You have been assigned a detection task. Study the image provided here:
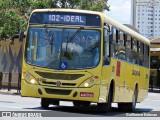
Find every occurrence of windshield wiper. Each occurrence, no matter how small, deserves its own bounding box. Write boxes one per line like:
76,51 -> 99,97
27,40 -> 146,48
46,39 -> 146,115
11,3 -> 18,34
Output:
67,27 -> 84,43
65,27 -> 84,52
44,24 -> 51,41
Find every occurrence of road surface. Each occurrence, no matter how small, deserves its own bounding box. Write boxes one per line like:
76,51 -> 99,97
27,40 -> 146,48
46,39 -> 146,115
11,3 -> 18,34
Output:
0,92 -> 159,118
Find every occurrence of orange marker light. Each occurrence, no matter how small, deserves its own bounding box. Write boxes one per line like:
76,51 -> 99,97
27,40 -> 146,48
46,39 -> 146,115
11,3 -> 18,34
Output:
22,71 -> 26,75
94,76 -> 99,79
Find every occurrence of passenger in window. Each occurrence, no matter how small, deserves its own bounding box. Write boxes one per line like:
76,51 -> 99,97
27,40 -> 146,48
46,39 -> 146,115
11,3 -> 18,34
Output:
86,36 -> 99,66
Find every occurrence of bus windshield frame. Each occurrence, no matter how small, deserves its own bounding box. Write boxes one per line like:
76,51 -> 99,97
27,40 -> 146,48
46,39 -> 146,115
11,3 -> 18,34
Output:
25,26 -> 101,70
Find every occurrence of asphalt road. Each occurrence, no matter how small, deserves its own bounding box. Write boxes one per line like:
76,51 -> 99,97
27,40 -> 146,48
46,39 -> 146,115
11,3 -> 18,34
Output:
0,92 -> 160,118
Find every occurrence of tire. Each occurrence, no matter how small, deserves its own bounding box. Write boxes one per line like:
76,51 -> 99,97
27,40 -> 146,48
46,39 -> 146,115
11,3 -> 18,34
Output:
97,87 -> 112,112
118,88 -> 137,112
131,88 -> 137,111
41,98 -> 49,109
73,101 -> 90,107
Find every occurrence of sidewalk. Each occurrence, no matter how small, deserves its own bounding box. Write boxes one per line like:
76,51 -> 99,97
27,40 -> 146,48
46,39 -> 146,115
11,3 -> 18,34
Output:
149,88 -> 160,93
0,89 -> 20,95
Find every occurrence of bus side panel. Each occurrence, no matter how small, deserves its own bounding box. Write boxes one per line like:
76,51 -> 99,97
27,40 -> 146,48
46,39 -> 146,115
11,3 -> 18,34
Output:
137,66 -> 144,102
99,66 -> 110,103
99,58 -> 127,103
114,60 -> 126,102
124,62 -> 134,102
137,67 -> 149,102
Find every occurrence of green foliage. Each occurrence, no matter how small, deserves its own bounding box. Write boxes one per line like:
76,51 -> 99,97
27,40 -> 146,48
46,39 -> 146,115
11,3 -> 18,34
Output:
0,0 -> 110,39
0,10 -> 25,39
31,0 -> 57,9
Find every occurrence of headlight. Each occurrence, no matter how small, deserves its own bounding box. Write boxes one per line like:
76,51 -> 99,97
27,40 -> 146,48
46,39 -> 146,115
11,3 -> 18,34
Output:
84,83 -> 89,87
25,73 -> 39,85
79,78 -> 95,88
30,79 -> 36,84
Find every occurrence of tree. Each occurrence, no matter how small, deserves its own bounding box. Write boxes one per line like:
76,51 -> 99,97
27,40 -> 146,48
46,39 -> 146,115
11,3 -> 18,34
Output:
0,0 -> 110,40
53,0 -> 110,11
78,0 -> 110,12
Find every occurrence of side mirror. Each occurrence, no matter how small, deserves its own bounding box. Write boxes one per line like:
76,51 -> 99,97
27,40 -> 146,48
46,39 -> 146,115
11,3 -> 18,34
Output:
19,30 -> 24,41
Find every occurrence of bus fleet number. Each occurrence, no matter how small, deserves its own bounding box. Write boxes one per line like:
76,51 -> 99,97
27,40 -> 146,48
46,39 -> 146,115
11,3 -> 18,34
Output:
49,15 -> 60,22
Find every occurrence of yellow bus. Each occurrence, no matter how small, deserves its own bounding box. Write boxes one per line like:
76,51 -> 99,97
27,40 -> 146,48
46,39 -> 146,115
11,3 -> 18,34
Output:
20,9 -> 150,112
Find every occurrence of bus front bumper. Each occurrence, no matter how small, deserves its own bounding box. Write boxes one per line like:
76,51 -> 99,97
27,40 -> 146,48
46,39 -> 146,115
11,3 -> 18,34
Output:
21,80 -> 100,103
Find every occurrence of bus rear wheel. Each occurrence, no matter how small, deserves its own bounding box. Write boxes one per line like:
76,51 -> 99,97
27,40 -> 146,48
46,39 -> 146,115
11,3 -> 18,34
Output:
118,88 -> 137,112
73,101 -> 90,107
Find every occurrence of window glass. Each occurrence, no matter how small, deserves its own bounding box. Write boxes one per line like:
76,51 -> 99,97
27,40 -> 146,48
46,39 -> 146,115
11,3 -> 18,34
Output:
116,30 -> 120,43
115,31 -> 125,60
126,35 -> 132,62
144,45 -> 149,68
104,28 -> 110,65
126,36 -> 131,49
26,27 -> 101,69
139,42 -> 144,66
112,28 -> 116,43
132,39 -> 139,64
150,56 -> 159,69
133,39 -> 137,51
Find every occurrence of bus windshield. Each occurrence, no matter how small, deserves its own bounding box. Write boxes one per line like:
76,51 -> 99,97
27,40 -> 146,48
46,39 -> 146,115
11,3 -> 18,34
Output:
25,27 -> 100,70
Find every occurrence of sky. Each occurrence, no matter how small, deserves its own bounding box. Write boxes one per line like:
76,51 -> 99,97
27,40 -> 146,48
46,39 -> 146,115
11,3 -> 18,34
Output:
105,0 -> 131,24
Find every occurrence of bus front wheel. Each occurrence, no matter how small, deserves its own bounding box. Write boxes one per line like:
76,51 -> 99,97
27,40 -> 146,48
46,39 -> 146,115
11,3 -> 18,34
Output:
97,87 -> 112,112
41,98 -> 49,109
73,101 -> 90,107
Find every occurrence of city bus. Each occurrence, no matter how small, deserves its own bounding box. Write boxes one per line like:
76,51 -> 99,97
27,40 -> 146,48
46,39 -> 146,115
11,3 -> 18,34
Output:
150,44 -> 160,88
20,9 -> 150,112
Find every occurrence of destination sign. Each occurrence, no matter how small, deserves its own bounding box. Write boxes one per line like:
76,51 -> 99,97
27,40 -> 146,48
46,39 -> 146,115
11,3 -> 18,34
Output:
29,12 -> 101,27
47,14 -> 86,25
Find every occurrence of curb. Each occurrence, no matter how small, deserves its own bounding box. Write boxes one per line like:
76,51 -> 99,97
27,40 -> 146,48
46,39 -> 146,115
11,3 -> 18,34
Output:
149,88 -> 160,93
0,90 -> 20,95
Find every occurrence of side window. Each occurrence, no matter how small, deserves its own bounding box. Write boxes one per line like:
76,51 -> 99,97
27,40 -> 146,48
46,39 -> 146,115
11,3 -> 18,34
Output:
104,27 -> 110,65
144,44 -> 149,68
110,27 -> 117,58
116,29 -> 120,43
119,31 -> 124,46
131,37 -> 133,49
132,39 -> 139,64
113,27 -> 116,43
139,42 -> 144,66
126,36 -> 131,49
133,39 -> 137,51
150,56 -> 159,69
115,31 -> 125,60
126,35 -> 132,62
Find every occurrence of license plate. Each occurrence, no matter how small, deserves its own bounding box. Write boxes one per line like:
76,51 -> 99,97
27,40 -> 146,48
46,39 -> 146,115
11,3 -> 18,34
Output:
80,92 -> 94,97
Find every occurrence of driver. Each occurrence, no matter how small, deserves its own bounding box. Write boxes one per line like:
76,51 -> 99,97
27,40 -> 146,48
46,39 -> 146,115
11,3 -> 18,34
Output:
86,35 -> 99,66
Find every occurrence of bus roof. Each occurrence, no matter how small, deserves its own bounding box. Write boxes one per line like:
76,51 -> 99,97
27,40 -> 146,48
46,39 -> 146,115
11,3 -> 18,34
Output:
31,9 -> 150,46
31,9 -> 102,15
104,15 -> 150,46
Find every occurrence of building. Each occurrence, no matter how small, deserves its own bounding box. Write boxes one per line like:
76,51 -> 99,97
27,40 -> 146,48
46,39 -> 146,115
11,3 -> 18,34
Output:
131,0 -> 160,38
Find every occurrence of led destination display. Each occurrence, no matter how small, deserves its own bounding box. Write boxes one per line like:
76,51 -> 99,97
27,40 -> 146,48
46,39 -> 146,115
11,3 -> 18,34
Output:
47,14 -> 86,25
29,12 -> 101,27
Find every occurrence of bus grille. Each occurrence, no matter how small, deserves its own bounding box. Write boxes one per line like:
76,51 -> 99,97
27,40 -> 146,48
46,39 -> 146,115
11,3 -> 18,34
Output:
35,71 -> 84,80
45,88 -> 72,95
42,81 -> 76,86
